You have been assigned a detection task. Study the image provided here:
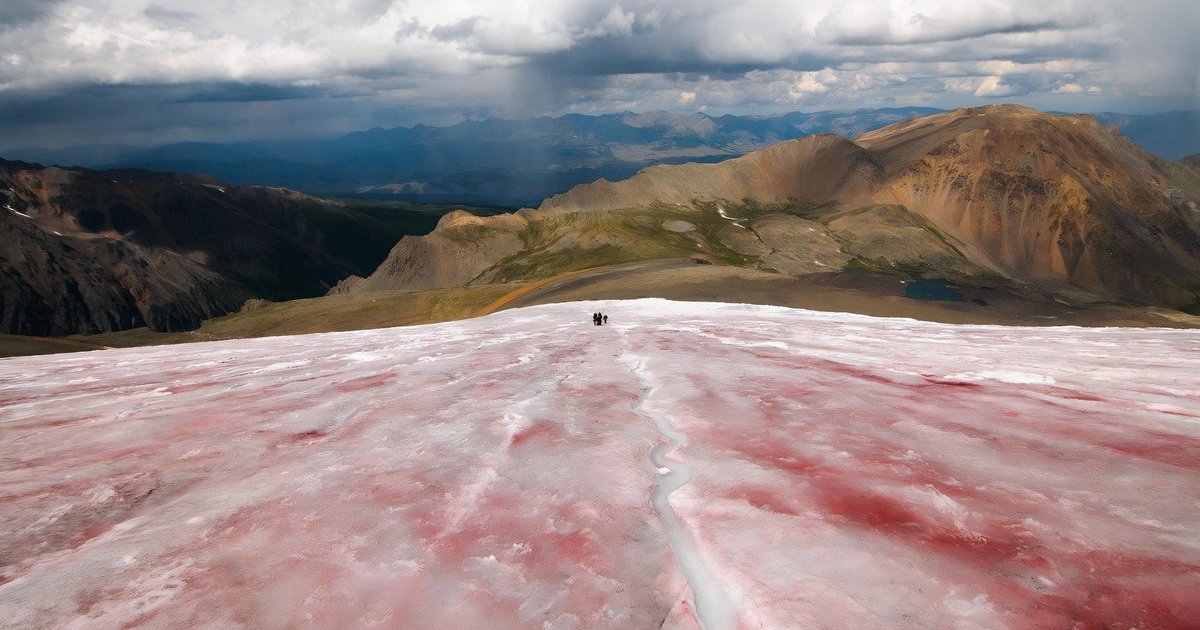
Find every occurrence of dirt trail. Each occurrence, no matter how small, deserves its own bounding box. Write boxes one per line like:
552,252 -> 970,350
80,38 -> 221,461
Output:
474,267 -> 601,316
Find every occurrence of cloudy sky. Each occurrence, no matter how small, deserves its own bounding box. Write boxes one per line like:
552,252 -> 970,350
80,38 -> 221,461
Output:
1,0 -> 1197,149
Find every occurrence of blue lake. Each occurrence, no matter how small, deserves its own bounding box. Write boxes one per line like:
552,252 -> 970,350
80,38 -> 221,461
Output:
905,278 -> 964,301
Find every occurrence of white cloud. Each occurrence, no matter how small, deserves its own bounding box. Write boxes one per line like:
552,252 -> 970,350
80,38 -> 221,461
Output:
973,76 -> 1024,98
587,5 -> 636,38
0,0 -> 1194,146
788,70 -> 834,99
0,1 -> 1125,90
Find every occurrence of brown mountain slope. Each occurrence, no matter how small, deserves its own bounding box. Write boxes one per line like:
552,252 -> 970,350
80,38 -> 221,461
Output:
858,106 -> 1200,306
0,161 -> 384,335
536,134 -> 882,214
354,211 -> 530,292
351,105 -> 1200,311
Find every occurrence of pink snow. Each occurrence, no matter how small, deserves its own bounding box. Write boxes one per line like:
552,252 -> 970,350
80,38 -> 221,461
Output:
1,299 -> 1198,629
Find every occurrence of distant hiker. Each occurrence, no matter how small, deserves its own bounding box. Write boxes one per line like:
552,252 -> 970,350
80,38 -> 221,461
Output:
592,312 -> 601,326
602,314 -> 608,325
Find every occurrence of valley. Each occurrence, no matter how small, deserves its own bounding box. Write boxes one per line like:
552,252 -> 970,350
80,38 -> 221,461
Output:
10,108 -> 1196,207
8,105 -> 1200,355
328,106 -> 1200,331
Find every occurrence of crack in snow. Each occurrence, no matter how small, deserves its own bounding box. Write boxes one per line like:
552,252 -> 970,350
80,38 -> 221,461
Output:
618,328 -> 737,630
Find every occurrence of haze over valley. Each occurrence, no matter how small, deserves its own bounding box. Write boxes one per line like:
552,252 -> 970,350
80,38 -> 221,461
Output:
9,108 -> 1198,207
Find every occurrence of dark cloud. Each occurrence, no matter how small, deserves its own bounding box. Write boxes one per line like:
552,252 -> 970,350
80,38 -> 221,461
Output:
0,0 -> 64,28
142,3 -> 197,24
821,19 -> 1078,46
176,83 -> 326,103
0,83 -> 416,151
430,18 -> 479,42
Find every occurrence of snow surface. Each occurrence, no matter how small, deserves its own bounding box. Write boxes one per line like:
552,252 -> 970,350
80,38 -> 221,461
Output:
2,299 -> 1200,629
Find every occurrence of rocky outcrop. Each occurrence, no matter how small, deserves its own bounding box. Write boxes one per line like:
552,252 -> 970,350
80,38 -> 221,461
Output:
326,276 -> 366,295
357,211 -> 529,291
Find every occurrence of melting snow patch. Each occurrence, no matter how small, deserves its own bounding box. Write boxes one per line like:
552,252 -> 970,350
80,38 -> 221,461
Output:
716,205 -> 741,221
940,370 -> 1056,385
248,360 -> 309,374
943,592 -> 996,618
6,204 -> 32,218
342,351 -> 386,362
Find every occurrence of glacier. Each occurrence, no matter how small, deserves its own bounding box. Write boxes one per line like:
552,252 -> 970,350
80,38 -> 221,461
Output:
1,299 -> 1199,629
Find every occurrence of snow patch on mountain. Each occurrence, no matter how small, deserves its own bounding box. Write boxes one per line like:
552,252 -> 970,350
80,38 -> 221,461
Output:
2,299 -> 1199,628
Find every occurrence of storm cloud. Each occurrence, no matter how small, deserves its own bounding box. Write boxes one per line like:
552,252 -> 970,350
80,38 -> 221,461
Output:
0,0 -> 1196,149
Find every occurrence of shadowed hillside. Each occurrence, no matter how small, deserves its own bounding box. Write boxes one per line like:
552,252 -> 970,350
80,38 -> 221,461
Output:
0,162 -> 410,335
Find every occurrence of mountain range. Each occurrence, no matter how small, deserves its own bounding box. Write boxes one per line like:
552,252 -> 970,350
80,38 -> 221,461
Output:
4,104 -> 1200,343
345,105 -> 1200,317
8,108 -> 1198,207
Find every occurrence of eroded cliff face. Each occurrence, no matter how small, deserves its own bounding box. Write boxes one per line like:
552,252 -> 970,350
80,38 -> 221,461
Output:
0,161 -> 366,335
351,106 -> 1200,310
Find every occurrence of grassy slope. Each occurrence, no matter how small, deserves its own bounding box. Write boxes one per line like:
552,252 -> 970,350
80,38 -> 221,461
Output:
80,285 -> 512,348
32,196 -> 1195,354
0,335 -> 108,358
469,198 -> 1009,290
475,199 -> 825,284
